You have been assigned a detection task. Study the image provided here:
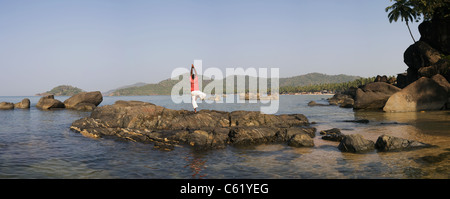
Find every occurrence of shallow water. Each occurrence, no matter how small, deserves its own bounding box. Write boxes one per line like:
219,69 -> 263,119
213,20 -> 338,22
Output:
0,95 -> 449,178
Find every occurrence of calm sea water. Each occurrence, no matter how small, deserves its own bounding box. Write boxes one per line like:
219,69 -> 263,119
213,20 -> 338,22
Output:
0,95 -> 449,179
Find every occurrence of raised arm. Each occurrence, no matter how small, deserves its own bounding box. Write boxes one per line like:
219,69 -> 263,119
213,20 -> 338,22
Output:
191,64 -> 197,78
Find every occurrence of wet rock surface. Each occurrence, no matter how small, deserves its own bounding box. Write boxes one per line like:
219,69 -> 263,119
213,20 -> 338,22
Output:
70,100 -> 314,150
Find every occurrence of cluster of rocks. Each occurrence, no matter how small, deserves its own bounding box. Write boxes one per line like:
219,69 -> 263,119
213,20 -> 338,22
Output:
315,12 -> 450,112
320,128 -> 432,153
70,100 -> 316,150
37,91 -> 103,111
322,73 -> 450,112
0,91 -> 103,111
0,98 -> 31,110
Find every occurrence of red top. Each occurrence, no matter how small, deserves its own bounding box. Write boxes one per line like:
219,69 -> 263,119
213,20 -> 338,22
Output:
191,76 -> 199,91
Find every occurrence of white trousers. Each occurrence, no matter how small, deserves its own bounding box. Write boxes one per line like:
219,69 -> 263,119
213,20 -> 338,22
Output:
191,90 -> 206,109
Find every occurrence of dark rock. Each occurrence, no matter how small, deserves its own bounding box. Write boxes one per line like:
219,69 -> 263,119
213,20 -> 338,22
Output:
14,98 -> 30,109
64,91 -> 103,110
353,82 -> 401,110
339,98 -> 354,108
70,100 -> 312,150
375,135 -> 432,152
396,73 -> 408,88
0,102 -> 14,110
418,59 -> 450,81
417,151 -> 450,164
36,95 -> 65,109
374,75 -> 388,83
341,87 -> 358,99
320,128 -> 344,142
418,12 -> 450,55
342,119 -> 369,124
328,94 -> 353,106
384,75 -> 449,112
404,41 -> 441,70
337,134 -> 375,153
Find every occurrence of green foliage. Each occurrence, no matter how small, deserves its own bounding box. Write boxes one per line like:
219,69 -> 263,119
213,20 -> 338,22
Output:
409,0 -> 450,20
279,73 -> 361,87
386,0 -> 449,22
385,0 -> 419,42
279,77 -> 377,94
47,85 -> 84,96
109,73 -> 361,96
442,54 -> 450,61
386,0 -> 418,23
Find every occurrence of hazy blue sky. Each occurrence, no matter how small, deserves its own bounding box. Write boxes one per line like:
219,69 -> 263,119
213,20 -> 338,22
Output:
0,0 -> 420,96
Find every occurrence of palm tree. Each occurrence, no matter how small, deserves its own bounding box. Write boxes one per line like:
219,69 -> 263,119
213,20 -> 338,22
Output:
385,0 -> 418,42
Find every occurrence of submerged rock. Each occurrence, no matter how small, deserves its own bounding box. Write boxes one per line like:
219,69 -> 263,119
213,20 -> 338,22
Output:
308,101 -> 329,106
320,128 -> 344,142
375,135 -> 432,152
70,100 -> 313,150
337,134 -> 375,153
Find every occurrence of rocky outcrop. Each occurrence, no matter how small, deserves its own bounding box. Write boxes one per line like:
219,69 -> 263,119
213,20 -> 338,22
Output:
353,82 -> 401,110
36,95 -> 65,110
287,133 -> 314,147
70,100 -> 314,150
397,8 -> 450,89
418,8 -> 450,55
336,134 -> 433,153
64,91 -> 103,110
375,135 -> 432,152
337,134 -> 375,153
320,128 -> 344,142
383,74 -> 449,112
0,102 -> 14,110
328,93 -> 353,106
14,98 -> 30,109
307,101 -> 329,106
404,41 -> 442,70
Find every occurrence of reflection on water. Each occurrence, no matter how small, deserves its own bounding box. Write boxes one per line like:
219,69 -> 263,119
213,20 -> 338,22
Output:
0,95 -> 449,178
183,153 -> 208,179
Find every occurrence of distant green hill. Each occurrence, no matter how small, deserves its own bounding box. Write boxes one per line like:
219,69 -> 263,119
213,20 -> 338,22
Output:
37,85 -> 84,96
279,73 -> 362,87
107,73 -> 362,96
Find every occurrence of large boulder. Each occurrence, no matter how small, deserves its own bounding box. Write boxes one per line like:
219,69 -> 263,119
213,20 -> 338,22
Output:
353,82 -> 401,110
0,102 -> 14,110
14,98 -> 30,109
404,41 -> 442,70
70,100 -> 312,150
36,95 -> 65,110
375,135 -> 432,152
337,134 -> 375,153
64,91 -> 103,110
383,75 -> 449,112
